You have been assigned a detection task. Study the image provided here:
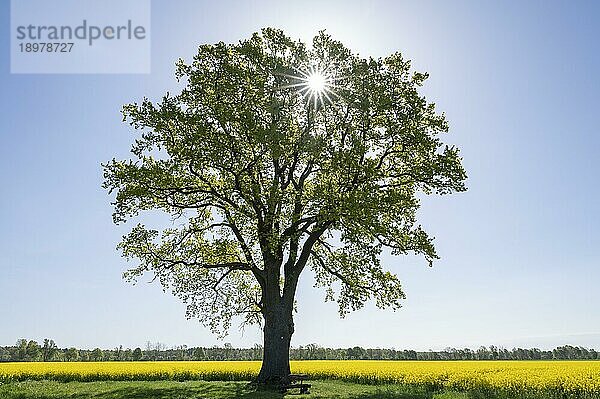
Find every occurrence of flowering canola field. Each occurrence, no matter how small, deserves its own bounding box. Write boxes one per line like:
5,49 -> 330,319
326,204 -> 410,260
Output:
1,360 -> 599,397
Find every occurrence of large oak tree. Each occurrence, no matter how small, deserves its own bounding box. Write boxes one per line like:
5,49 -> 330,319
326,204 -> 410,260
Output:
103,28 -> 466,384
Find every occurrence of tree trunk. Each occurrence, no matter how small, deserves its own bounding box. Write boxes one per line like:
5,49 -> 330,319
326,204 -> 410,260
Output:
256,301 -> 294,385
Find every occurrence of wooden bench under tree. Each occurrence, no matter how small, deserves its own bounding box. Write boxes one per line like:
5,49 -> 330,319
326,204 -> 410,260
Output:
280,374 -> 311,394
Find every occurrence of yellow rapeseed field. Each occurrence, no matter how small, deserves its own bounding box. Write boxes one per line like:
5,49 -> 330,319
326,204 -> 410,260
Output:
1,360 -> 599,396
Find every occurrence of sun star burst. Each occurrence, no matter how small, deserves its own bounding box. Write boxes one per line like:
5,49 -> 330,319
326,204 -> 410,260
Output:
276,65 -> 339,107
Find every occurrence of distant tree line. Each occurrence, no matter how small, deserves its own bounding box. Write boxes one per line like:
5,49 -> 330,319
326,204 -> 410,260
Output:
0,340 -> 598,362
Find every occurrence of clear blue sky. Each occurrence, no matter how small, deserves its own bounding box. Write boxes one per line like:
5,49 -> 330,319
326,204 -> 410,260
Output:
1,0 -> 599,351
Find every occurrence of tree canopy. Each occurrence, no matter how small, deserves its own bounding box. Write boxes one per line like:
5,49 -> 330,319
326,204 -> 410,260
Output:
103,28 -> 466,347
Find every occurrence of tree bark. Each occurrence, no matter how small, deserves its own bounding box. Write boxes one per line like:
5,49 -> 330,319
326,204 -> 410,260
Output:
256,300 -> 294,385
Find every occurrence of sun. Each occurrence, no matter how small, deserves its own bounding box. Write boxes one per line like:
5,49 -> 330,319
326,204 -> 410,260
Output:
298,66 -> 336,107
276,65 -> 338,107
306,71 -> 327,94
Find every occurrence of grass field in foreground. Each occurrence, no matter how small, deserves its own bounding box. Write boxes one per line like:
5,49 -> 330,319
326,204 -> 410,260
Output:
0,380 -> 470,399
1,361 -> 599,398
